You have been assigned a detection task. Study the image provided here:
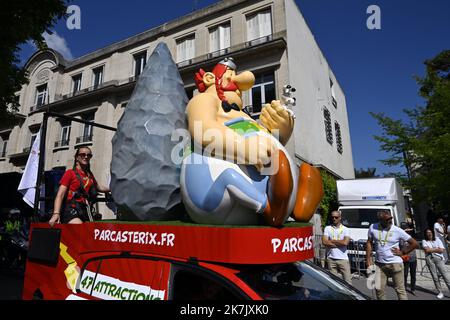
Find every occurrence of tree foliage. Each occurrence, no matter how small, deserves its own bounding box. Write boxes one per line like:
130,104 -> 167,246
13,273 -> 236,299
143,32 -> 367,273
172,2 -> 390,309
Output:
354,167 -> 378,178
319,170 -> 338,227
371,50 -> 450,213
0,1 -> 67,126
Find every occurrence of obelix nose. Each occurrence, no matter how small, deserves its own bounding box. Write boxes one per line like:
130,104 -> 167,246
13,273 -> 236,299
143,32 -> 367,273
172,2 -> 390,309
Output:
232,71 -> 255,91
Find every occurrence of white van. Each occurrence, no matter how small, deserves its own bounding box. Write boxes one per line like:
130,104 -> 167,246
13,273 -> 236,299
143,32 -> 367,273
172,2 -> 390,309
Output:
337,178 -> 407,242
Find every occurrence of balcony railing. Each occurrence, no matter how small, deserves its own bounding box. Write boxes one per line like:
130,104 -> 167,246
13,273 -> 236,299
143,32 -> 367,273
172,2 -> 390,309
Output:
54,139 -> 70,148
55,81 -> 119,102
76,134 -> 93,144
63,87 -> 90,99
245,34 -> 273,48
176,59 -> 193,68
173,32 -> 284,71
207,48 -> 230,59
30,102 -> 48,113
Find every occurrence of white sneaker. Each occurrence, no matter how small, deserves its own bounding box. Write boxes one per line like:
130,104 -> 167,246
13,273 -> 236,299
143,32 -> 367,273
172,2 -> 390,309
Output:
437,292 -> 444,299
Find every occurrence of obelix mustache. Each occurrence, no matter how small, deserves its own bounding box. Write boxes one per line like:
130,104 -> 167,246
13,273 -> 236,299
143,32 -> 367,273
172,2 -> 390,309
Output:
221,80 -> 238,92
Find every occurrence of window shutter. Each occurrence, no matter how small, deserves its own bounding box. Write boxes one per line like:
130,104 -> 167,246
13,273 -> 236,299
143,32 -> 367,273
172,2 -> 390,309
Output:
220,24 -> 230,49
247,14 -> 258,41
210,28 -> 219,52
176,40 -> 185,63
260,11 -> 272,38
187,37 -> 195,60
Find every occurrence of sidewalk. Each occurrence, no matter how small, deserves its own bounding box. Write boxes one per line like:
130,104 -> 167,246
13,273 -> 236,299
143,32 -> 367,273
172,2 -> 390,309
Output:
414,249 -> 450,295
350,249 -> 450,300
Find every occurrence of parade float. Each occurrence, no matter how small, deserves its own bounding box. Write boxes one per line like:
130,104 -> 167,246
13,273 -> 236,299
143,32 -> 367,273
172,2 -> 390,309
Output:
23,42 -> 324,300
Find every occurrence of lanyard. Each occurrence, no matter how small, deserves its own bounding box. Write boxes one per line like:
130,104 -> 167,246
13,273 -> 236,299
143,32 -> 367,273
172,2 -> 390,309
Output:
77,168 -> 91,189
378,225 -> 391,247
331,225 -> 344,240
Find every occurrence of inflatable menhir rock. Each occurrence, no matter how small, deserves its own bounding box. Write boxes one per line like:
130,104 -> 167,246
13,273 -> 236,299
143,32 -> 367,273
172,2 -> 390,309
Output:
110,42 -> 188,221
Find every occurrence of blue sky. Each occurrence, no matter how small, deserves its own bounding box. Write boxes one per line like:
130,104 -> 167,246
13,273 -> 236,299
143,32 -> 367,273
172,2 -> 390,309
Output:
19,0 -> 450,176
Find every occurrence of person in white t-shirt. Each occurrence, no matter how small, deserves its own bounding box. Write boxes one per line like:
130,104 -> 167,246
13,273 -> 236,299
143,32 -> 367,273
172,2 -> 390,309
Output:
447,223 -> 450,248
322,210 -> 352,284
434,217 -> 449,263
366,210 -> 418,300
422,228 -> 450,299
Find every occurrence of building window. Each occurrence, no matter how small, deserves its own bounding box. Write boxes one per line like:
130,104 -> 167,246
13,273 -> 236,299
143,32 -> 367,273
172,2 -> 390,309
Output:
30,132 -> 38,148
249,72 -> 276,114
176,35 -> 195,63
330,78 -> 337,108
335,122 -> 343,154
82,113 -> 94,142
92,66 -> 104,89
58,121 -> 71,147
209,23 -> 230,53
22,131 -> 38,153
0,139 -> 7,158
35,83 -> 48,108
133,51 -> 147,77
72,74 -> 82,94
323,107 -> 333,145
246,9 -> 272,41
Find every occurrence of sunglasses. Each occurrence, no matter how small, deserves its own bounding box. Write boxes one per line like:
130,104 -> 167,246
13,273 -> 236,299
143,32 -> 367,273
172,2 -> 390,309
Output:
78,153 -> 93,159
331,216 -> 340,220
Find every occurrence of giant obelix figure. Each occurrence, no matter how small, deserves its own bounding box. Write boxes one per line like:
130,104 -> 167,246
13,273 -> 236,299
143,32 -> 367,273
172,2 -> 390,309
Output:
180,58 -> 323,226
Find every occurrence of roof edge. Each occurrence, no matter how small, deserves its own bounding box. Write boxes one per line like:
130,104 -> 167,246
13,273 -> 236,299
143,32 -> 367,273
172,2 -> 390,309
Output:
24,48 -> 68,71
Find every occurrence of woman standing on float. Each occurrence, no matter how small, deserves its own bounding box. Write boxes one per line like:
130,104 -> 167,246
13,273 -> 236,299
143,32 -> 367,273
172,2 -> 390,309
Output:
49,146 -> 110,225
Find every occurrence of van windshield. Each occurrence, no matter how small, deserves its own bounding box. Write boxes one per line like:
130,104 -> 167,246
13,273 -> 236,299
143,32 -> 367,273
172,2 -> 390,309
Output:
340,208 -> 385,228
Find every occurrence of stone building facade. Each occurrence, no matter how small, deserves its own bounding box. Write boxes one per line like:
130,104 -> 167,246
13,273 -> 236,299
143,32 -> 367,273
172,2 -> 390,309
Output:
0,0 -> 355,218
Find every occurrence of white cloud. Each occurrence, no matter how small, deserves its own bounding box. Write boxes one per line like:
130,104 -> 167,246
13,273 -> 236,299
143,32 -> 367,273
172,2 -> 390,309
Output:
42,31 -> 74,60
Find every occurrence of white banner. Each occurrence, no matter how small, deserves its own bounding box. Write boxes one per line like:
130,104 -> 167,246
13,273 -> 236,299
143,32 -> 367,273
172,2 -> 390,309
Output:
17,130 -> 43,209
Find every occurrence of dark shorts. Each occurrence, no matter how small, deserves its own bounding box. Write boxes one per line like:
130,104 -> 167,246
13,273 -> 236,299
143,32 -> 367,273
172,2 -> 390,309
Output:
61,204 -> 89,223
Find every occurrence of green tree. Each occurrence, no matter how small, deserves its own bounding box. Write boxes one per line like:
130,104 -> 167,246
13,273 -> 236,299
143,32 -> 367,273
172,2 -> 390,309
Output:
371,50 -> 450,213
0,1 -> 67,126
354,167 -> 378,178
319,170 -> 338,227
